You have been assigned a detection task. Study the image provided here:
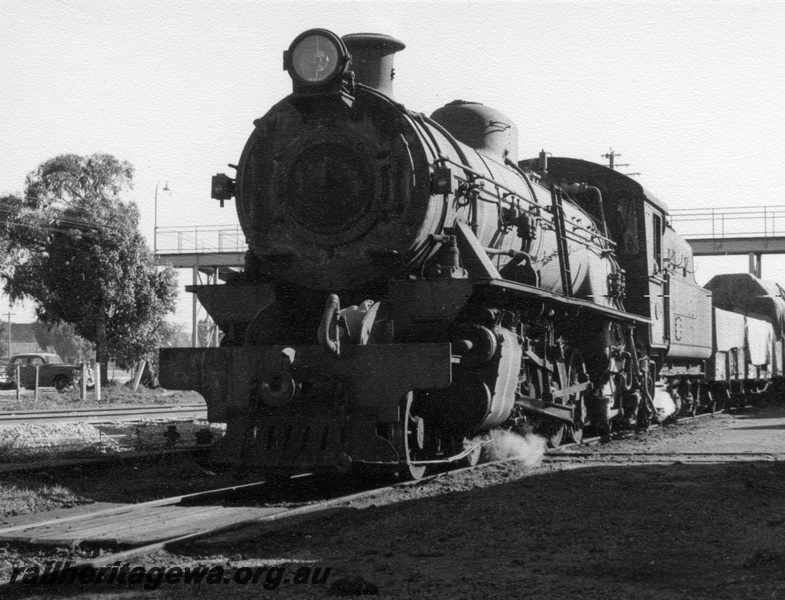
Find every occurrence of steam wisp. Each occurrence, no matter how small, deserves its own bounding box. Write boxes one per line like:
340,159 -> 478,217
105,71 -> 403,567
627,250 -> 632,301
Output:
481,429 -> 547,467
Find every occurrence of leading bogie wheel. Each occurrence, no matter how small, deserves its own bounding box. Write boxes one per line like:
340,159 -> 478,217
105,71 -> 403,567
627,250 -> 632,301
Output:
392,392 -> 427,481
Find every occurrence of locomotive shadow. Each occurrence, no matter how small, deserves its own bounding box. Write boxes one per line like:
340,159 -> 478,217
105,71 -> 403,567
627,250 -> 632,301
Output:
721,402 -> 785,430
726,402 -> 785,420
162,459 -> 785,597
7,460 -> 785,598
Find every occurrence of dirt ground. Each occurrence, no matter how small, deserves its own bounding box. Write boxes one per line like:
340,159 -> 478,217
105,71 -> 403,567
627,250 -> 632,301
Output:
3,405 -> 785,599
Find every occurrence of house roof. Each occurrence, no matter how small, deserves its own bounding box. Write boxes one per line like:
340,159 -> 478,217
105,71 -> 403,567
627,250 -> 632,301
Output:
0,322 -> 38,344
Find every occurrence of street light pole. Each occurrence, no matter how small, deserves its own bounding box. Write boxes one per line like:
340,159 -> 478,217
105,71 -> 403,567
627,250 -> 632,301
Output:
153,180 -> 170,257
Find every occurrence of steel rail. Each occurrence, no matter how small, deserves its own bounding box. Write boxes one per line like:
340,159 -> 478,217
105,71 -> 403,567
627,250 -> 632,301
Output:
545,451 -> 783,457
0,403 -> 207,425
546,408 -> 719,453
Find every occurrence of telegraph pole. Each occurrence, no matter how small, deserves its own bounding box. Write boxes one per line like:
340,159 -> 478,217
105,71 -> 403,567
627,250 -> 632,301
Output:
602,148 -> 629,170
602,148 -> 640,177
6,310 -> 14,359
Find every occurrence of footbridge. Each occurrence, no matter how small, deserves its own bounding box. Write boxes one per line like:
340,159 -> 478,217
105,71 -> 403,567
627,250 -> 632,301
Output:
669,205 -> 785,277
154,226 -> 244,347
157,206 -> 785,347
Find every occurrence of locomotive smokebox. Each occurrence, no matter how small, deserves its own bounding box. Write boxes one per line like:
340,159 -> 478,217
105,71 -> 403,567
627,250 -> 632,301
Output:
343,33 -> 405,100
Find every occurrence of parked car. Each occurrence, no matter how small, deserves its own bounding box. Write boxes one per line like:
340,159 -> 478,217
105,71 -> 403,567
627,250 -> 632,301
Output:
0,360 -> 9,388
6,353 -> 92,392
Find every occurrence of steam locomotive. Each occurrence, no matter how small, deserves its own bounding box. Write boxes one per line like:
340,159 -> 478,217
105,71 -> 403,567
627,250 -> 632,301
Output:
160,29 -> 785,479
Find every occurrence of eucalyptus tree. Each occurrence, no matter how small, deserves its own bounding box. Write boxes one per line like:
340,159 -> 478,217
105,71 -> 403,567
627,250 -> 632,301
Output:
2,154 -> 178,378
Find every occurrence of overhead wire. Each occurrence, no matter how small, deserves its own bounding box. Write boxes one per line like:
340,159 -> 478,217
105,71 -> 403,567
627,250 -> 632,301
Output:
0,202 -> 125,244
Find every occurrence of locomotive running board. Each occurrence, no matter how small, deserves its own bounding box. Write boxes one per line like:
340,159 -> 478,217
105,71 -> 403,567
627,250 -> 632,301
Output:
481,279 -> 651,325
449,218 -> 646,325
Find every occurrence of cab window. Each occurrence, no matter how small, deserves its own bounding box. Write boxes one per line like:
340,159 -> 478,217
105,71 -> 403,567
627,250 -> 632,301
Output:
652,213 -> 663,272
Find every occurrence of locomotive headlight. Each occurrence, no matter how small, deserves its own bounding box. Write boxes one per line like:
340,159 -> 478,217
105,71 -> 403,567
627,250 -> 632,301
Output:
284,29 -> 350,88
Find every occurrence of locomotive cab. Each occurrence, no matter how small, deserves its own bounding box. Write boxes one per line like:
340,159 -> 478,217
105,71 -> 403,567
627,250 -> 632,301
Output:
522,157 -> 712,396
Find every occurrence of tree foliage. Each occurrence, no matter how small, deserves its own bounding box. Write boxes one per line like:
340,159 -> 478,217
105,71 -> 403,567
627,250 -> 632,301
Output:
0,194 -> 25,278
159,320 -> 191,348
3,154 -> 178,371
32,321 -> 94,363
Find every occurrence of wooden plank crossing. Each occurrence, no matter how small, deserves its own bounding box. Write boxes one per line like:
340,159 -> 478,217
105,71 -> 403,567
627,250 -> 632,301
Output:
0,502 -> 289,548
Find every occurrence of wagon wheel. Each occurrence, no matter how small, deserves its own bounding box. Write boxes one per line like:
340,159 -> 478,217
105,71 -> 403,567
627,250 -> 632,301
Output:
53,375 -> 69,393
753,379 -> 770,396
390,392 -> 427,480
565,350 -> 588,444
707,389 -> 717,415
688,394 -> 698,417
719,387 -> 731,412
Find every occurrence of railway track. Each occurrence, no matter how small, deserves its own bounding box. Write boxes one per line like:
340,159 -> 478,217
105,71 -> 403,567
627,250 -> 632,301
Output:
545,407 -> 717,451
4,403 -> 779,599
0,409 -> 726,560
0,403 -> 207,426
544,451 -> 785,464
541,409 -> 782,464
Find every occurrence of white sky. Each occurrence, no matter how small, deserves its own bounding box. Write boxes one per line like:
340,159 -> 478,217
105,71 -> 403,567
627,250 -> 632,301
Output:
2,0 -> 785,326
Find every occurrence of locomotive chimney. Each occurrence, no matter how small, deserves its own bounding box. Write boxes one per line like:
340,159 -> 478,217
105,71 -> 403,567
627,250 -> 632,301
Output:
342,33 -> 405,100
